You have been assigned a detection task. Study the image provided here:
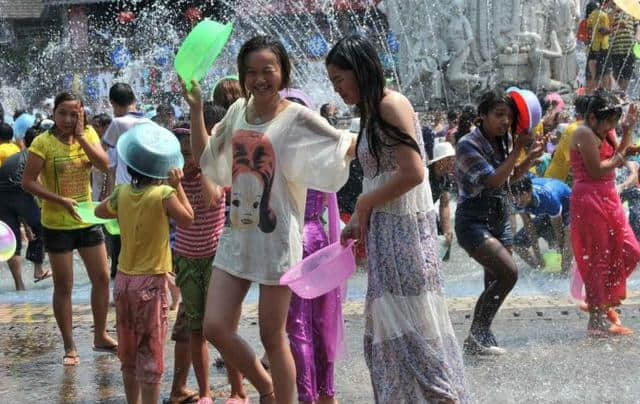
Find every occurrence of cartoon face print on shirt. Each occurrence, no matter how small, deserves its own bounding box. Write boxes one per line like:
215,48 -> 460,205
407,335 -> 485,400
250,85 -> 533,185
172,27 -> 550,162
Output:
231,130 -> 277,233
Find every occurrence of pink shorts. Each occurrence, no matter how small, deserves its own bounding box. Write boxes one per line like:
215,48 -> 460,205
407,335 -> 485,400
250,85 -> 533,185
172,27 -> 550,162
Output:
114,272 -> 169,384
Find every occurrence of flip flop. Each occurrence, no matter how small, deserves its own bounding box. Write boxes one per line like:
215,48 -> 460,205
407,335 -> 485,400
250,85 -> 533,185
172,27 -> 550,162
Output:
34,270 -> 52,283
163,390 -> 199,404
63,354 -> 80,366
587,324 -> 633,337
92,344 -> 118,354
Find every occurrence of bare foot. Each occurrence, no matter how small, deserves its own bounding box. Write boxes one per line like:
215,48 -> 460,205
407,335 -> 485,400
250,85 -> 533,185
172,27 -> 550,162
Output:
94,334 -> 118,349
318,396 -> 338,404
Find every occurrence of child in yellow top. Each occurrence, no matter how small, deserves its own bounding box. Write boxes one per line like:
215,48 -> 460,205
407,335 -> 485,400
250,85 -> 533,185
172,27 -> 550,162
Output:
585,3 -> 612,92
96,166 -> 193,404
0,123 -> 20,165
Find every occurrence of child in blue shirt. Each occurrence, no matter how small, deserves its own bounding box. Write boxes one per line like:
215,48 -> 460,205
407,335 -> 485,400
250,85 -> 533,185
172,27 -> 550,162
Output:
510,176 -> 573,272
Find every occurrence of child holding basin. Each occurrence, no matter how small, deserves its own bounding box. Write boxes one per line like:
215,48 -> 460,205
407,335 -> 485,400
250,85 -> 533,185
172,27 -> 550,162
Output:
454,89 -> 543,355
95,122 -> 194,404
182,35 -> 356,403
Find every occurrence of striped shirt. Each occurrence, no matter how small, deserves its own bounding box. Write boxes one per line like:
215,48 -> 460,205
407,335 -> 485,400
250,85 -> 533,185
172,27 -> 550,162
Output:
174,173 -> 226,259
610,11 -> 637,55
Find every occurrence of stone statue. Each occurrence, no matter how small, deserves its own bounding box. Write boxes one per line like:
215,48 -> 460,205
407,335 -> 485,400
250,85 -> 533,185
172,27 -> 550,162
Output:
443,0 -> 483,88
379,0 -> 580,105
520,30 -> 565,91
492,0 -> 521,55
551,0 -> 579,87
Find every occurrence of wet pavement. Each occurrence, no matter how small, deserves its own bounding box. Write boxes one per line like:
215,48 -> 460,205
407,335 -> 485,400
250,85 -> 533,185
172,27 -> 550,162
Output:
2,299 -> 640,403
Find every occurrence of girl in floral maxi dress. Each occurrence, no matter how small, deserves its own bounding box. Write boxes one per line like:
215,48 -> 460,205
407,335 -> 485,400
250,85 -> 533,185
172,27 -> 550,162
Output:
328,35 -> 472,404
569,91 -> 640,336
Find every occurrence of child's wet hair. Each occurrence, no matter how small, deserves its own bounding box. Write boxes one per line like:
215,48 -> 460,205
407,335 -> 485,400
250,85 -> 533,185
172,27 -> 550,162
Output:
476,89 -> 517,122
0,123 -> 13,141
584,90 -> 623,122
127,166 -> 159,188
237,36 -> 291,100
92,113 -> 112,128
213,78 -> 242,109
172,127 -> 190,142
509,176 -> 533,196
456,104 -> 477,144
53,92 -> 83,112
203,101 -> 227,128
574,95 -> 589,117
24,127 -> 42,148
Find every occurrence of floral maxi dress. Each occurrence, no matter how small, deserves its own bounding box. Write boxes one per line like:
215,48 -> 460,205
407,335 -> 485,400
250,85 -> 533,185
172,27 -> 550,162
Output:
359,120 -> 473,403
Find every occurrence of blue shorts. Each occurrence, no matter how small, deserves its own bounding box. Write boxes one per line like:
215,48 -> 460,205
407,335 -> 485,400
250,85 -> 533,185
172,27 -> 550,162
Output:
455,196 -> 513,253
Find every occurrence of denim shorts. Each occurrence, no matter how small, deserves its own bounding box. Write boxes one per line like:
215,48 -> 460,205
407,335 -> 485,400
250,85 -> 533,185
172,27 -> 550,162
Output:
42,224 -> 104,253
455,196 -> 513,253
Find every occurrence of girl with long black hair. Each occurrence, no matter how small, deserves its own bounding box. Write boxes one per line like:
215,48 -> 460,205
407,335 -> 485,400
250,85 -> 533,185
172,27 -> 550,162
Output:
329,35 -> 472,404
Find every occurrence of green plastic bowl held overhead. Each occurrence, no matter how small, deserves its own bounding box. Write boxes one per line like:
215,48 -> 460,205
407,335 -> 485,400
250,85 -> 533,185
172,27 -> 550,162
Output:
117,122 -> 184,179
175,19 -> 233,91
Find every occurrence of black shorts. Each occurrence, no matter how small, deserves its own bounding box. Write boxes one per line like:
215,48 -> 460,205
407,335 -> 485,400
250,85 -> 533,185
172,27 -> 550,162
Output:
609,53 -> 636,81
587,51 -> 612,79
455,196 -> 513,253
42,225 -> 104,253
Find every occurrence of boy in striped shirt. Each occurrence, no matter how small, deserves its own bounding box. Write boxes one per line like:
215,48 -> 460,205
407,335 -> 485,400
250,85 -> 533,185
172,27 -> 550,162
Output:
171,127 -> 227,403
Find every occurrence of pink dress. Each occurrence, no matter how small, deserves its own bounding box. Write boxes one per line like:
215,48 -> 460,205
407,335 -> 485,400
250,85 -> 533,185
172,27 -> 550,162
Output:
570,134 -> 640,307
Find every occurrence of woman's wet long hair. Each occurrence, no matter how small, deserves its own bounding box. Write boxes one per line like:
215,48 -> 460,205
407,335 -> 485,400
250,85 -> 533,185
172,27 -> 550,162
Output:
326,35 -> 420,175
584,89 -> 623,123
583,90 -> 623,147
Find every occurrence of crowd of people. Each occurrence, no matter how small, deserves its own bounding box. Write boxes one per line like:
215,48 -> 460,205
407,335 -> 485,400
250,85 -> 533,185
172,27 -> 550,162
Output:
0,4 -> 639,402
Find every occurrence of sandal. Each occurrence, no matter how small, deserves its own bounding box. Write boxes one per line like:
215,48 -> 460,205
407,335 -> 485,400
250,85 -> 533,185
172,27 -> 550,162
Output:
63,354 -> 80,366
34,270 -> 52,283
578,303 -> 622,326
587,324 -> 633,337
163,390 -> 199,404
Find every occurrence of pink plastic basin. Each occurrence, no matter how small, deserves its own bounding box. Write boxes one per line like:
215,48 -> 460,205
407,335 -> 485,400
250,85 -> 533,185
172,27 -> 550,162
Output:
280,240 -> 356,299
